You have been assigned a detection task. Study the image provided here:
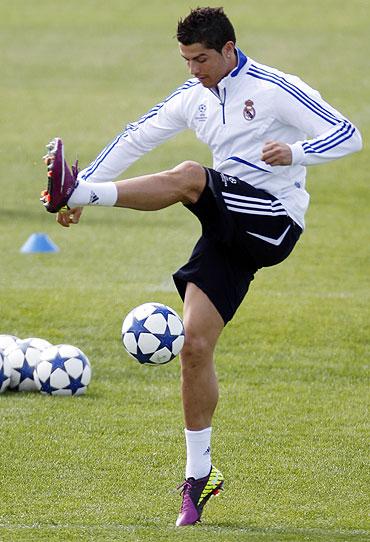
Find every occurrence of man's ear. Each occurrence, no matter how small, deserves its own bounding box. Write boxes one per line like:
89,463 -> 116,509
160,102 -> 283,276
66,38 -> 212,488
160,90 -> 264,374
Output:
222,41 -> 235,59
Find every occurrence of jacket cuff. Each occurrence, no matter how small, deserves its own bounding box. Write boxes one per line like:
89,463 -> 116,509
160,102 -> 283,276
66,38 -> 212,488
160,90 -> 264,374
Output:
288,142 -> 305,165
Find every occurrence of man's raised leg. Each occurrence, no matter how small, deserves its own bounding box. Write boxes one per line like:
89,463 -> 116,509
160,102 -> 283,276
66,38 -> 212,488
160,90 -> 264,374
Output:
114,161 -> 206,210
57,160 -> 207,226
40,137 -> 207,223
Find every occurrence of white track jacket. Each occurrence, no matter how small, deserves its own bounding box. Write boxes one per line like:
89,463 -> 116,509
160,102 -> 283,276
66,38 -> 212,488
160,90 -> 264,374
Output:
79,49 -> 362,229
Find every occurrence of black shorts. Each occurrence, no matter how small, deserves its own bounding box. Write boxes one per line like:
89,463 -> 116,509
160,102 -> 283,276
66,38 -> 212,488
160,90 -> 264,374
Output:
173,168 -> 302,324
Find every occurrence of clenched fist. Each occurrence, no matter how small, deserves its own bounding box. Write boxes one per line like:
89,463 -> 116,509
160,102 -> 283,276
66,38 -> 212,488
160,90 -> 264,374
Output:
261,140 -> 292,166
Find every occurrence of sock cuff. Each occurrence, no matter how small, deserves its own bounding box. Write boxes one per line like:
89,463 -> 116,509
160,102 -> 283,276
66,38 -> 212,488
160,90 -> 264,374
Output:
67,181 -> 118,208
185,427 -> 212,442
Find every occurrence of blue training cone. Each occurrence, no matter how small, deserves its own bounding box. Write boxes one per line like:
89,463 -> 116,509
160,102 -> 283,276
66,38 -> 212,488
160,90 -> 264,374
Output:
20,233 -> 60,253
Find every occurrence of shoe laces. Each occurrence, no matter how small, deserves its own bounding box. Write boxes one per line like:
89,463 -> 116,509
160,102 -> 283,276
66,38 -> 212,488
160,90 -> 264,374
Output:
177,479 -> 193,495
177,479 -> 196,513
71,160 -> 79,180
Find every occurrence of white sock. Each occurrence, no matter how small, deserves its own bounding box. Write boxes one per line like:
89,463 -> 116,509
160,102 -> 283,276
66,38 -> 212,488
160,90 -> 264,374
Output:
185,427 -> 212,480
68,181 -> 118,207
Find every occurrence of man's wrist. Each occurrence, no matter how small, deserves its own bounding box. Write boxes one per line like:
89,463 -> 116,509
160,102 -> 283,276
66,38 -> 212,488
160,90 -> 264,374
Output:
288,142 -> 305,166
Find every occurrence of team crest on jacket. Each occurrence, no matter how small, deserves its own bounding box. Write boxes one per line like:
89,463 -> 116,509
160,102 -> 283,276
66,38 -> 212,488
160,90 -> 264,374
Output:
243,99 -> 256,121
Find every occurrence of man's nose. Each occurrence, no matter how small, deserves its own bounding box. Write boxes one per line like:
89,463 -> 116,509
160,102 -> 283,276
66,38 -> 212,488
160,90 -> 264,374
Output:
189,61 -> 199,76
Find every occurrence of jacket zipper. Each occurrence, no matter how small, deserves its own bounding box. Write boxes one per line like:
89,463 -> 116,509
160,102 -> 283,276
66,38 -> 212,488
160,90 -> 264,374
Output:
221,88 -> 226,124
210,87 -> 227,124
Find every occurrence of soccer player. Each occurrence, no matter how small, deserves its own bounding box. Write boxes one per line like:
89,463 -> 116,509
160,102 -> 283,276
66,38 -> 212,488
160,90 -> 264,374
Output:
40,7 -> 362,526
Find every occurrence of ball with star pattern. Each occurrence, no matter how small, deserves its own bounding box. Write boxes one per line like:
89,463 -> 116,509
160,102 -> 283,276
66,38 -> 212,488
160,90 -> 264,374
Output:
0,351 -> 12,393
0,334 -> 19,356
121,302 -> 185,365
5,337 -> 52,391
34,344 -> 92,396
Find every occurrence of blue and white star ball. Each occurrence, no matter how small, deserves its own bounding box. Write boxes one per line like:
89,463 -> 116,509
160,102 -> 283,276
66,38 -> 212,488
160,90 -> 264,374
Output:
34,344 -> 92,396
122,302 -> 185,365
0,334 -> 19,355
5,337 -> 52,391
0,351 -> 12,393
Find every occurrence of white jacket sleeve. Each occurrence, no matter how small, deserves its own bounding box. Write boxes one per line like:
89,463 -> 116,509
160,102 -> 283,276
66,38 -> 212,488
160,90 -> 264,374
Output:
275,77 -> 363,166
79,86 -> 189,183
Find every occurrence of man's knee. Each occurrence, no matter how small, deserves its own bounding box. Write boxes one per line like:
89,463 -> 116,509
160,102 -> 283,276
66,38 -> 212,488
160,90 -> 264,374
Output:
180,328 -> 214,371
169,161 -> 206,204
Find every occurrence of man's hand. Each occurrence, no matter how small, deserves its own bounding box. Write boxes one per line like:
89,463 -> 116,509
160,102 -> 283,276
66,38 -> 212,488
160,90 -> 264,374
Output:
57,207 -> 83,228
261,140 -> 292,166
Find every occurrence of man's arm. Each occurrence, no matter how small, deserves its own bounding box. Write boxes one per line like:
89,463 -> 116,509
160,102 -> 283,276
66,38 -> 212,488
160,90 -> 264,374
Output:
261,79 -> 362,167
78,82 -> 193,184
58,83 -> 191,227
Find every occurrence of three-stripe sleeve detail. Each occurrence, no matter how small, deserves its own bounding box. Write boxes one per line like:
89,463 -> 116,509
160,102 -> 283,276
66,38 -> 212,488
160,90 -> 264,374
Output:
131,79 -> 200,129
81,134 -> 123,181
248,65 -> 339,125
247,64 -> 357,158
82,80 -> 199,181
302,121 -> 355,154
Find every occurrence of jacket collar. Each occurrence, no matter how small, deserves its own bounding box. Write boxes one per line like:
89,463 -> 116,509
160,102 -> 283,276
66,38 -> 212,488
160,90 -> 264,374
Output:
215,48 -> 249,92
231,48 -> 248,77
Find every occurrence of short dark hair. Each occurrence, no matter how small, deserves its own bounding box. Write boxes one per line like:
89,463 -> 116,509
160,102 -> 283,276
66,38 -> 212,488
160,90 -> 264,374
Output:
177,7 -> 236,53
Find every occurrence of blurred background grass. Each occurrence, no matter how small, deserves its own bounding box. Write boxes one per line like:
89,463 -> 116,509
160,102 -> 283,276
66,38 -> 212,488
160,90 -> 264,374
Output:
0,1 -> 369,541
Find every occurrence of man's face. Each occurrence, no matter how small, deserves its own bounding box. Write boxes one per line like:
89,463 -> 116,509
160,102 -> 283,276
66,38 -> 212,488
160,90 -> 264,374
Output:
179,42 -> 236,88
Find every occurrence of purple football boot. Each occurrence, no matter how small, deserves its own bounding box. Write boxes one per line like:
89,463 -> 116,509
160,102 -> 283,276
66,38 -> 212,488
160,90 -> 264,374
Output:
40,138 -> 79,213
176,466 -> 224,526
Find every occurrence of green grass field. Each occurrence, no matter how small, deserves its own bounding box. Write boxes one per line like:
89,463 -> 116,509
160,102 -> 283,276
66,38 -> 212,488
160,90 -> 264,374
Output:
0,1 -> 369,541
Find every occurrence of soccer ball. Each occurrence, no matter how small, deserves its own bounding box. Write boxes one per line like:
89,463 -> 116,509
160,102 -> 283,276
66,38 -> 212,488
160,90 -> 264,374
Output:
0,352 -> 12,393
34,344 -> 91,396
121,302 -> 185,365
0,334 -> 19,355
5,337 -> 52,391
